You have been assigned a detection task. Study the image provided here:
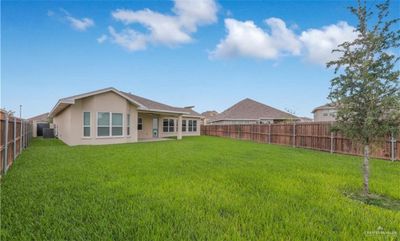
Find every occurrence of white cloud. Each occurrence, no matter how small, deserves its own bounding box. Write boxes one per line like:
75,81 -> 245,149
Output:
300,21 -> 358,64
66,16 -> 94,31
108,0 -> 218,51
97,34 -> 108,44
49,9 -> 95,31
211,18 -> 357,65
108,27 -> 148,51
210,18 -> 301,59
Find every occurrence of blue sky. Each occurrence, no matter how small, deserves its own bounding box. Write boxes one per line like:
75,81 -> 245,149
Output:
2,0 -> 399,118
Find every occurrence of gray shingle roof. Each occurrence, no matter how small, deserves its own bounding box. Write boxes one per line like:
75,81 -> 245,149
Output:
212,98 -> 297,122
28,112 -> 49,122
312,103 -> 337,113
121,91 -> 201,117
50,87 -> 202,117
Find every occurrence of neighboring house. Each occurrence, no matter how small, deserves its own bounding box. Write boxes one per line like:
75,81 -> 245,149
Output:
312,103 -> 337,122
298,117 -> 313,122
49,87 -> 202,146
28,112 -> 49,137
208,98 -> 298,125
201,110 -> 218,125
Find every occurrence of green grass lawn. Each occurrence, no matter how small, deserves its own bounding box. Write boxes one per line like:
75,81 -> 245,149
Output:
1,136 -> 399,240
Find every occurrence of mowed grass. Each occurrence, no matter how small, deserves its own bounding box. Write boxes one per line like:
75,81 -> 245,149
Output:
1,136 -> 399,240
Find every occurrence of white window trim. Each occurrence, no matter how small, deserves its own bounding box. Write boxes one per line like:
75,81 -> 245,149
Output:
96,112 -> 124,138
82,111 -> 91,138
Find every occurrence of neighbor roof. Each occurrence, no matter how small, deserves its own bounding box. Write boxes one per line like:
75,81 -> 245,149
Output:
28,112 -> 49,122
49,87 -> 201,117
312,103 -> 337,113
202,110 -> 219,119
211,98 -> 297,122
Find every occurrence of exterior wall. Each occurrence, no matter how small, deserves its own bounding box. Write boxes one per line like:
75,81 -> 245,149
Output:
159,117 -> 201,138
54,91 -> 138,146
53,107 -> 72,145
313,109 -> 337,122
137,114 -> 201,139
138,113 -> 154,139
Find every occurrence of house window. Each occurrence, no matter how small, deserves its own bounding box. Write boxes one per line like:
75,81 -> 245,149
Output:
83,112 -> 90,137
182,120 -> 186,132
112,113 -> 123,136
188,120 -> 193,132
127,114 -> 130,136
138,117 -> 143,130
193,120 -> 197,132
323,113 -> 328,117
163,119 -> 175,132
97,112 -> 110,136
97,112 -> 123,137
187,120 -> 198,132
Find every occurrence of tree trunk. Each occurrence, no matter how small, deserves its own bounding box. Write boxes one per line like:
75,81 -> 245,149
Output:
363,145 -> 370,196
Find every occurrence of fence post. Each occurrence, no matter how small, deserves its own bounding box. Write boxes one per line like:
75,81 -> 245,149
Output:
3,113 -> 9,174
20,118 -> 23,151
391,132 -> 396,161
268,123 -> 271,144
292,122 -> 296,147
13,117 -> 16,160
25,121 -> 27,148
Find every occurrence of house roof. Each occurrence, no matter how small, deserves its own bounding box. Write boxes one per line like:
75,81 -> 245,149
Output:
210,98 -> 297,122
202,110 -> 219,119
121,91 -> 202,117
28,112 -> 49,122
49,87 -> 201,118
312,103 -> 337,113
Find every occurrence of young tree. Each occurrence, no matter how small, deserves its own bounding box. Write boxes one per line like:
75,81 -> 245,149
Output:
327,0 -> 400,196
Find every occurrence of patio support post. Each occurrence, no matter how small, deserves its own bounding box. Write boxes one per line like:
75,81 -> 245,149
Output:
177,115 -> 182,140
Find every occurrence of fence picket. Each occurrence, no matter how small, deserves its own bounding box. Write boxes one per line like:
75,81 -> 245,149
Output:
0,110 -> 32,175
201,123 -> 399,161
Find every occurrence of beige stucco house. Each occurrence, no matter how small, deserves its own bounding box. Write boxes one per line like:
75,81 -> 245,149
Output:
49,87 -> 203,146
312,103 -> 337,122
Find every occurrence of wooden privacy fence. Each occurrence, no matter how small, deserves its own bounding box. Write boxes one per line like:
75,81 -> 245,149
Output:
0,110 -> 33,175
201,123 -> 399,161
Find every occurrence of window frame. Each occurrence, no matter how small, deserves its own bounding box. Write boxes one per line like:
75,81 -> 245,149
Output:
83,112 -> 91,138
96,112 -> 124,138
193,120 -> 197,132
138,117 -> 143,130
163,118 -> 175,133
188,120 -> 193,132
182,119 -> 187,132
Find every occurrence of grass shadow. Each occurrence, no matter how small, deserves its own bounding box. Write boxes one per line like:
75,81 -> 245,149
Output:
345,191 -> 400,211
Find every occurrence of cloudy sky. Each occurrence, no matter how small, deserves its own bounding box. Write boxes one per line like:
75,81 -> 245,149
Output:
2,0 -> 399,118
